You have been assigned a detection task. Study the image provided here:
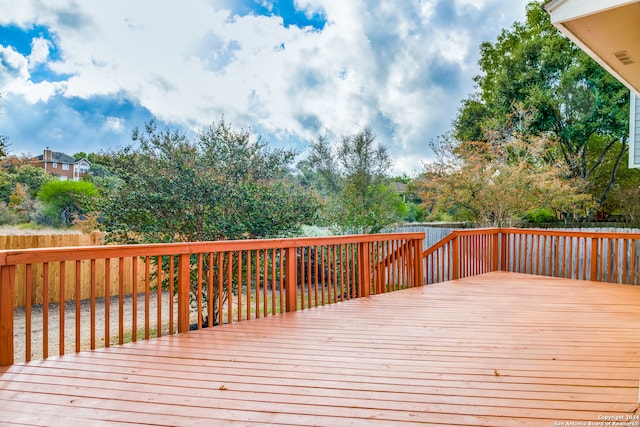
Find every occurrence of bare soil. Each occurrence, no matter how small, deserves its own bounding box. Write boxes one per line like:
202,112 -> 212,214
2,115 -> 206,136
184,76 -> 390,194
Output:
13,291 -> 177,363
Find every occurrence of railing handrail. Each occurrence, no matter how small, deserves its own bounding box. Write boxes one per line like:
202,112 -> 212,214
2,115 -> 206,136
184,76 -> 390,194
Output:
498,227 -> 640,239
0,232 -> 426,266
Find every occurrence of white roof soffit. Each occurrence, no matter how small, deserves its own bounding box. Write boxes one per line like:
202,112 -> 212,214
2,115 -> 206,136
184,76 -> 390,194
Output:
544,0 -> 640,96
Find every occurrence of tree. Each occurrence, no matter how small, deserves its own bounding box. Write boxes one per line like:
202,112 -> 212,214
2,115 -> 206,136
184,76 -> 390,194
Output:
0,135 -> 7,158
454,1 -> 630,210
0,93 -> 8,157
303,128 -> 403,233
418,121 -> 594,226
100,119 -> 317,243
99,119 -> 318,326
37,180 -> 100,227
0,164 -> 51,225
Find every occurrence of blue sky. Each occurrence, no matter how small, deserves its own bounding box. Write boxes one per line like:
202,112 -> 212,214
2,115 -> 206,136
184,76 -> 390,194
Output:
0,0 -> 530,174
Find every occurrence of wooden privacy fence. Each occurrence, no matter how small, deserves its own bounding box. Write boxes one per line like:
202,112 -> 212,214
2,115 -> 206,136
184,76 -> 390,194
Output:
0,233 -> 149,307
422,228 -> 640,285
0,232 -> 424,366
0,233 -> 103,252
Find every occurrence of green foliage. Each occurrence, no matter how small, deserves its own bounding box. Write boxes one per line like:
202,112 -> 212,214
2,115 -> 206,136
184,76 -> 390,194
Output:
0,164 -> 52,225
303,128 -> 403,234
524,208 -> 558,224
454,1 -> 630,209
37,180 -> 99,227
0,135 -> 7,158
0,165 -> 51,203
100,119 -> 318,244
402,203 -> 426,223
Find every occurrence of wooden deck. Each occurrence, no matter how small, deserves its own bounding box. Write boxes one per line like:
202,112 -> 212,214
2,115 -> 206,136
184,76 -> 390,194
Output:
1,271 -> 639,426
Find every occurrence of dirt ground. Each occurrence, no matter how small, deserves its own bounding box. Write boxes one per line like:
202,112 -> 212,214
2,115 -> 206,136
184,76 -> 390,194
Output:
13,291 -> 177,363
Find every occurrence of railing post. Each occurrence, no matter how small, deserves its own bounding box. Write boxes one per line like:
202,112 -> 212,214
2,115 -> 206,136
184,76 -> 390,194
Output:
285,247 -> 298,312
414,238 -> 424,287
590,238 -> 598,281
358,242 -> 371,297
501,231 -> 508,271
177,254 -> 191,333
452,235 -> 459,280
0,265 -> 15,366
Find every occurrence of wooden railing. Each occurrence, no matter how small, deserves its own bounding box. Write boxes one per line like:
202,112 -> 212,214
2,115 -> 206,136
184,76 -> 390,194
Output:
0,232 -> 424,366
422,228 -> 640,286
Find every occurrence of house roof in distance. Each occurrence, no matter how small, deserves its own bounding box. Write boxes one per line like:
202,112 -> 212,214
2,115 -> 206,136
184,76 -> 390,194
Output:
34,151 -> 90,164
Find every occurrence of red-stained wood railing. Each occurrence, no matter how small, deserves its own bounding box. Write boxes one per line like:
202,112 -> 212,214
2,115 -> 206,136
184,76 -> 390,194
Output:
0,232 -> 424,366
422,228 -> 640,286
422,229 -> 501,284
501,228 -> 640,284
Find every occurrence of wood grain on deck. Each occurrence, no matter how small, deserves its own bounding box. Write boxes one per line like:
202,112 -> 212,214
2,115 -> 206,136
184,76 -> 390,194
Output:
1,272 -> 639,426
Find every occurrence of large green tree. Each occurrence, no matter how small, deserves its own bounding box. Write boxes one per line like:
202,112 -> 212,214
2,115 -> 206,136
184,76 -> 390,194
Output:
455,2 -> 630,209
99,120 -> 319,326
99,120 -> 318,244
302,128 -> 404,234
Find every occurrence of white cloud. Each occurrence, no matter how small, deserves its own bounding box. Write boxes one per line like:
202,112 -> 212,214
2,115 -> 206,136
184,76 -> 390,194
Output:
455,0 -> 485,11
28,37 -> 51,66
104,116 -> 125,132
0,0 -> 530,174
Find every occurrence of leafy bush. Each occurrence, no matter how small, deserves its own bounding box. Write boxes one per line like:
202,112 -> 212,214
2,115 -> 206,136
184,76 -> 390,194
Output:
37,180 -> 100,227
524,208 -> 558,224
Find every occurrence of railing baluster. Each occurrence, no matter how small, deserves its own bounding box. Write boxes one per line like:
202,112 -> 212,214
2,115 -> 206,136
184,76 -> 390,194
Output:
168,255 -> 174,335
118,258 -> 124,344
614,239 -> 620,284
246,251 -> 251,320
237,251 -> 243,322
43,262 -> 49,358
263,249 -> 272,317
568,236 -> 574,279
272,248 -> 278,315
105,258 -> 110,347
299,248 -> 305,308
25,264 -> 32,362
132,257 -> 138,341
59,261 -> 65,356
279,248 -> 285,312
320,246 -> 326,304
197,254 -> 203,329
75,260 -> 81,353
228,252 -> 233,324
219,252 -> 224,326
90,259 -> 96,350
631,241 -> 637,285
157,256 -> 162,337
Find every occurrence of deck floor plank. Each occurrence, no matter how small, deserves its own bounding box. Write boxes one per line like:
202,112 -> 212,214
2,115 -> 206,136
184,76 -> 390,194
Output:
2,272 -> 640,426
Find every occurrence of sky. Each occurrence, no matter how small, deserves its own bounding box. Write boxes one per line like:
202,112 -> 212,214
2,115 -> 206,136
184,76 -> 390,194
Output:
0,0 -> 531,176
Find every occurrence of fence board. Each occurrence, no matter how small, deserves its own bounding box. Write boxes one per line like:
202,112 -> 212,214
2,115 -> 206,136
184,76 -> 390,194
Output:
0,232 -> 147,307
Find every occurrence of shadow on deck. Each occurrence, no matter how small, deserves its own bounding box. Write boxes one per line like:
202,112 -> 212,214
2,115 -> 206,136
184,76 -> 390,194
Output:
1,271 -> 640,426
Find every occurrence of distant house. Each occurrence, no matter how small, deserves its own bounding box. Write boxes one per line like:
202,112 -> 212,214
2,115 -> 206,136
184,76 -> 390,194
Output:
32,148 -> 91,181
